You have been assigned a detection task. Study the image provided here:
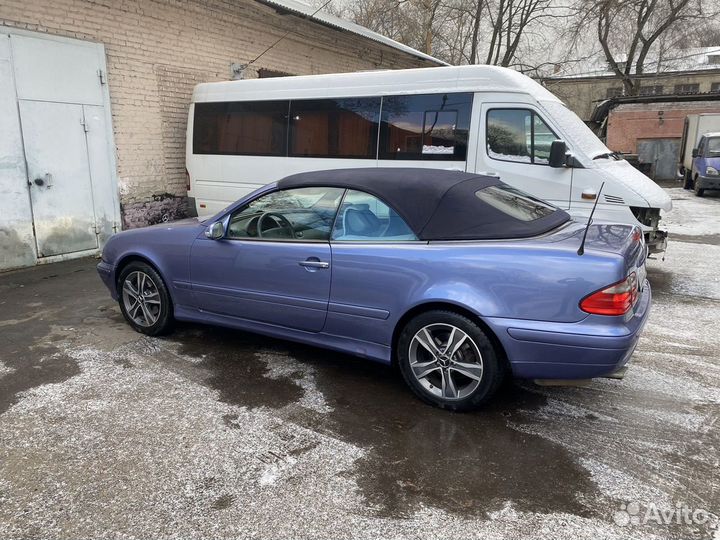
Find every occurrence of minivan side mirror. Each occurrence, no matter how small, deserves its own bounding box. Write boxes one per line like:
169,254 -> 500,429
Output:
205,221 -> 225,240
549,139 -> 567,168
692,148 -> 699,158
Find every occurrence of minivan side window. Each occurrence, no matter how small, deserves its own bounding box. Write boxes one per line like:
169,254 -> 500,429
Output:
194,101 -> 289,156
289,98 -> 381,159
487,109 -> 558,165
379,93 -> 473,161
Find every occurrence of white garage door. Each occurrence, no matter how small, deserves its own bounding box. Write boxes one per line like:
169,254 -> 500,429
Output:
0,30 -> 119,268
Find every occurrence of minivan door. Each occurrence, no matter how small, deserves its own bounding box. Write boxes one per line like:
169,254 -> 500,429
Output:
476,104 -> 571,208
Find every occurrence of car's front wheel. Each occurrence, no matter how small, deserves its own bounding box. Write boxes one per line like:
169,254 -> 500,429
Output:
694,178 -> 705,197
397,310 -> 503,411
117,261 -> 174,336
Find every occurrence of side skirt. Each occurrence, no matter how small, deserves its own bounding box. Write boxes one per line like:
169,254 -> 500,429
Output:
173,304 -> 392,364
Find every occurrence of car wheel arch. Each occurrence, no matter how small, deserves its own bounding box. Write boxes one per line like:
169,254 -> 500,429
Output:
390,301 -> 510,374
114,254 -> 174,303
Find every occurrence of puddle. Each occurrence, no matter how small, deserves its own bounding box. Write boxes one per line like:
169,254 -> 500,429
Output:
647,266 -> 674,295
174,325 -> 599,519
0,352 -> 80,415
0,257 -> 119,415
178,327 -> 304,410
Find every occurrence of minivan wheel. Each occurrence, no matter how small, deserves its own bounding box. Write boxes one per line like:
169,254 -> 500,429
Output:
397,310 -> 503,411
694,180 -> 705,197
117,261 -> 174,336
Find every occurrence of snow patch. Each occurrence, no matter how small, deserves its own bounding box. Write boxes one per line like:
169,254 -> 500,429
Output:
661,187 -> 720,237
258,351 -> 332,414
0,360 -> 14,378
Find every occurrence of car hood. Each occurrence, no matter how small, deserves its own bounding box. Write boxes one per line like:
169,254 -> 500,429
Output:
595,159 -> 672,211
144,217 -> 204,229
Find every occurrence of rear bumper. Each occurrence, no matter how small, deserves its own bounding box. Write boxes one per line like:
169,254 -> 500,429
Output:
97,261 -> 118,300
487,281 -> 651,380
696,174 -> 720,190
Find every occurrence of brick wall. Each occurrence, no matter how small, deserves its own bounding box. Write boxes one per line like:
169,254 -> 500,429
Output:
607,102 -> 720,153
543,71 -> 720,121
0,0 -> 436,228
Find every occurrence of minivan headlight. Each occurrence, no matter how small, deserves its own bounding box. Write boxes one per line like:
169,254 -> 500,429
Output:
707,166 -> 719,176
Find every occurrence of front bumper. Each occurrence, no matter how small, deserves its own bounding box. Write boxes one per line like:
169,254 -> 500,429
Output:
646,229 -> 667,255
696,174 -> 720,191
486,281 -> 651,380
97,261 -> 118,300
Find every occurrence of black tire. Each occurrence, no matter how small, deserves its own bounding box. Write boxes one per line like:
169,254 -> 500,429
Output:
397,310 -> 504,411
683,170 -> 693,190
694,178 -> 705,197
117,261 -> 174,336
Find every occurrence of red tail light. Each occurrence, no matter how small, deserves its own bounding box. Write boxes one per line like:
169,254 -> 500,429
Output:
580,272 -> 638,316
185,168 -> 191,192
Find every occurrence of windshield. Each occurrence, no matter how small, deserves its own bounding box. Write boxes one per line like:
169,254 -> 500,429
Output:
540,100 -> 610,159
707,137 -> 720,156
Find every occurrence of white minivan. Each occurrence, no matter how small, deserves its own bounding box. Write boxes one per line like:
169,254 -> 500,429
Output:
186,65 -> 671,253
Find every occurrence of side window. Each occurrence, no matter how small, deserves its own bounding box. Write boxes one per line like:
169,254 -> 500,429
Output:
379,93 -> 473,161
227,187 -> 344,241
289,98 -> 380,158
487,109 -> 558,165
697,137 -> 706,156
332,190 -> 416,241
193,101 -> 289,156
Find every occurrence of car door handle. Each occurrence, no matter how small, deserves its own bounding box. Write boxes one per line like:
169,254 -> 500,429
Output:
298,260 -> 329,269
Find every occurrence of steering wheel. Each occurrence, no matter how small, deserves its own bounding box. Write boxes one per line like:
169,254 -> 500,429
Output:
257,212 -> 295,239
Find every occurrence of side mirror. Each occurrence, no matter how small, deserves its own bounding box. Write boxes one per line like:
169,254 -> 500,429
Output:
692,148 -> 698,158
205,221 -> 225,240
549,139 -> 568,168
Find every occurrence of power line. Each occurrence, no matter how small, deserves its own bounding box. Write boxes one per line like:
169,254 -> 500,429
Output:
246,0 -> 335,69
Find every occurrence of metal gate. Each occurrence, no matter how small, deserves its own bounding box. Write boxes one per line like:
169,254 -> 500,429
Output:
0,30 -> 119,269
637,138 -> 681,181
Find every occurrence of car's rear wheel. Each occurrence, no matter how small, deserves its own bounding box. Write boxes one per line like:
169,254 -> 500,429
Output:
397,310 -> 503,411
118,261 -> 174,336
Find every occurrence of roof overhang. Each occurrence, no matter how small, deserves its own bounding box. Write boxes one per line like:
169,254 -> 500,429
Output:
255,0 -> 447,66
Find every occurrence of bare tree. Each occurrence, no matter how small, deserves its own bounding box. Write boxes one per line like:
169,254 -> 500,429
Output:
321,0 -> 570,69
483,0 -> 555,66
573,0 -> 710,95
469,0 -> 484,63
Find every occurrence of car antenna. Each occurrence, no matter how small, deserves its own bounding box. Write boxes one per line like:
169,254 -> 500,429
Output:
577,182 -> 605,256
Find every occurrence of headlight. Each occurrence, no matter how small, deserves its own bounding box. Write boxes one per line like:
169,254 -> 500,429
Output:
707,166 -> 719,176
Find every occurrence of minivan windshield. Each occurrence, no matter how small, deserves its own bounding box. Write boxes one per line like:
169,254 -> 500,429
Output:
540,100 -> 610,160
707,137 -> 720,156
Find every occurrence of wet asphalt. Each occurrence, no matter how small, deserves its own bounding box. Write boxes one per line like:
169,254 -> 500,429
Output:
0,185 -> 718,539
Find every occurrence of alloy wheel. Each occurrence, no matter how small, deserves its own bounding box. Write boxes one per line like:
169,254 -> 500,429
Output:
122,271 -> 162,327
408,323 -> 484,400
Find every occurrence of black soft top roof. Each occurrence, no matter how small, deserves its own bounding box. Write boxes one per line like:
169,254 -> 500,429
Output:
277,168 -> 570,241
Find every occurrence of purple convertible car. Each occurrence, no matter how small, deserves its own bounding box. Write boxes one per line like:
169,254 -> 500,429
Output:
98,169 -> 651,410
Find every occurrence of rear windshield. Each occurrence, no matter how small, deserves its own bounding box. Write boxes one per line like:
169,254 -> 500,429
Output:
475,184 -> 557,221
